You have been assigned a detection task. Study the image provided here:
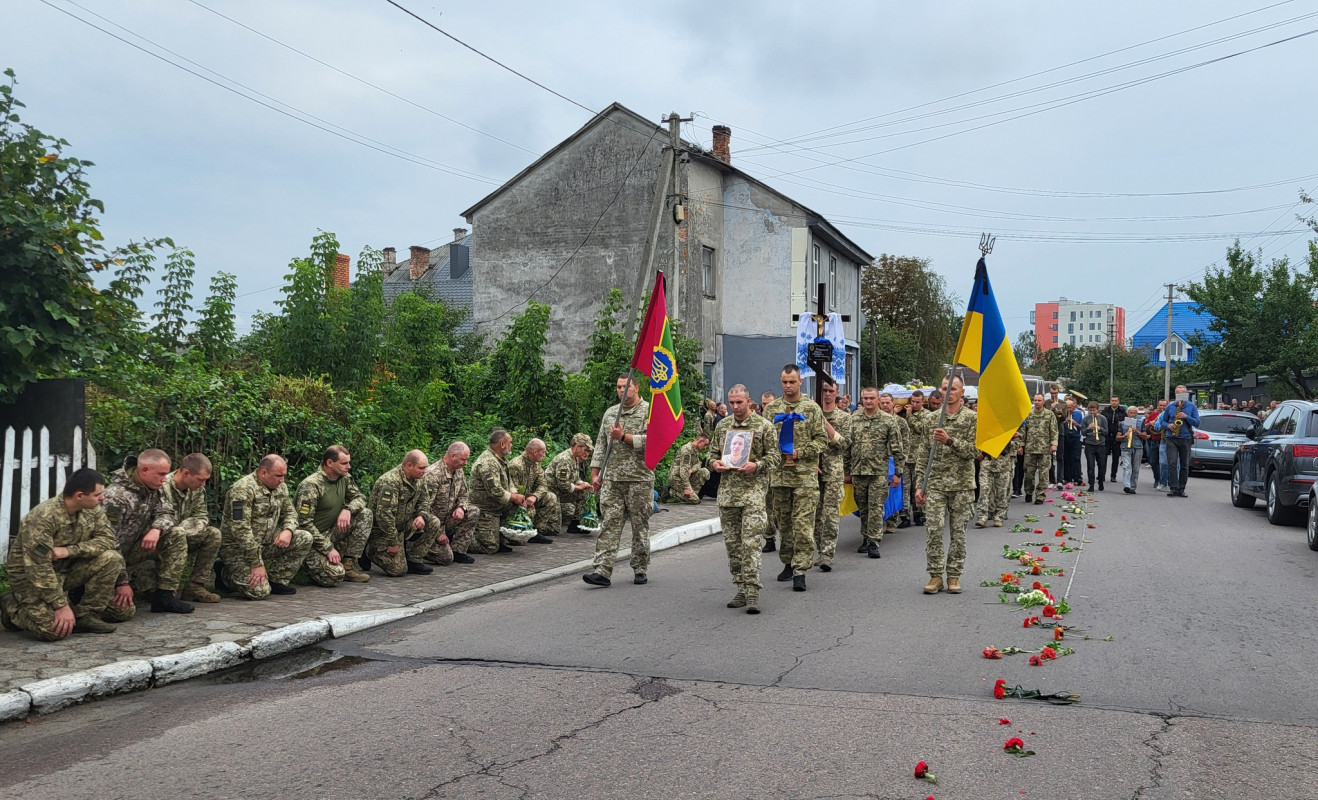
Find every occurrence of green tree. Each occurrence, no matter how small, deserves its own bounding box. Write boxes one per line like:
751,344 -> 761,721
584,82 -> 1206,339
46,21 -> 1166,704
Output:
858,318 -> 917,388
151,247 -> 196,353
1036,342 -> 1086,382
861,254 -> 959,383
193,271 -> 237,365
1182,240 -> 1318,399
1066,344 -> 1163,404
1013,330 -> 1039,370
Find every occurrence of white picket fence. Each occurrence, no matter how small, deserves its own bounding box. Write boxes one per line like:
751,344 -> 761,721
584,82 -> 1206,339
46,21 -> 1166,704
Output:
1,426 -> 97,559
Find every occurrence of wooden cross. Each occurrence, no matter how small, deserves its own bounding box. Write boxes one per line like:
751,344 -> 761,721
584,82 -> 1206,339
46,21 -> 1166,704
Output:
792,282 -> 852,406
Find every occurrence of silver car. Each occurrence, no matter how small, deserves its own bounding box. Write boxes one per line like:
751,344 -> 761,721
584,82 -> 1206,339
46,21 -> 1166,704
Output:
1190,410 -> 1262,473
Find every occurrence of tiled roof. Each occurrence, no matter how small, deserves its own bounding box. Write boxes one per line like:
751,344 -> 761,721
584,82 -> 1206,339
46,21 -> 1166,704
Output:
382,233 -> 474,332
1131,302 -> 1220,346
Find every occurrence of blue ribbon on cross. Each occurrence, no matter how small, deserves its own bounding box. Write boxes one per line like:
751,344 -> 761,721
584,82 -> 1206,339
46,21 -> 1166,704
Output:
773,412 -> 805,454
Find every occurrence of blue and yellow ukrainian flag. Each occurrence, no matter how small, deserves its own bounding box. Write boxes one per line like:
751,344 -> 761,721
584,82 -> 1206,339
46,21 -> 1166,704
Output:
953,257 -> 1031,458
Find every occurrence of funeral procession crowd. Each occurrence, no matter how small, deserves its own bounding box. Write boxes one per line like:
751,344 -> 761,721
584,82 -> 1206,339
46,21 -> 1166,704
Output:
1,365 -> 1209,639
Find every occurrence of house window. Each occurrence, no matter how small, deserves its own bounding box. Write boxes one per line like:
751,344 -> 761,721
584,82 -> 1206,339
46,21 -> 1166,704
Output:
1030,311 -> 1036,324
828,255 -> 837,309
1067,323 -> 1074,333
1070,311 -> 1076,321
1052,336 -> 1058,344
1051,312 -> 1058,319
702,246 -> 716,298
811,245 -> 820,301
1069,335 -> 1075,344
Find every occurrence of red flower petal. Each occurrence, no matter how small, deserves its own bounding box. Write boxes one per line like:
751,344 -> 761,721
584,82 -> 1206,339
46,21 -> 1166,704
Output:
998,717 -> 1011,724
994,685 -> 1006,699
1004,737 -> 1025,749
915,761 -> 928,778
1041,545 -> 1050,552
1028,655 -> 1042,666
1042,605 -> 1056,617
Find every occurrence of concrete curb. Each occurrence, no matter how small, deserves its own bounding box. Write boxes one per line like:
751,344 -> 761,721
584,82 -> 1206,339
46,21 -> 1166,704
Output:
1,514 -> 722,721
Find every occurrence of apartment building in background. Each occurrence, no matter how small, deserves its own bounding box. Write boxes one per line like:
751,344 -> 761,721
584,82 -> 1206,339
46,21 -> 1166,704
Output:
1032,298 -> 1126,352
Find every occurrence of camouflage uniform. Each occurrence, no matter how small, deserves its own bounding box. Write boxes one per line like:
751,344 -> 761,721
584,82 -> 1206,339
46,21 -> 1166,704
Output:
813,407 -> 851,567
422,460 -> 479,565
294,469 -> 372,586
469,447 -> 517,554
590,399 -> 653,580
219,472 -> 314,600
545,448 -> 590,530
978,429 -> 1021,525
1022,408 -> 1059,500
708,413 -> 780,602
162,472 -> 222,597
847,409 -> 906,547
366,466 -> 441,575
509,452 -> 560,535
914,405 -> 978,578
898,412 -> 917,524
102,458 -> 183,620
885,411 -> 912,533
663,441 -> 710,504
763,395 -> 827,577
0,496 -> 125,640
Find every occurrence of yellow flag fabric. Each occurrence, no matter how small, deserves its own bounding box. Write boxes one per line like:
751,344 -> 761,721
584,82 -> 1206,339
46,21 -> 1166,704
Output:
839,483 -> 858,517
953,257 -> 1031,458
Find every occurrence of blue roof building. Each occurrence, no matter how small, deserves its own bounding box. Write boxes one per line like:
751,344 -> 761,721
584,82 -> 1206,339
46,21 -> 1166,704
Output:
1130,301 -> 1220,366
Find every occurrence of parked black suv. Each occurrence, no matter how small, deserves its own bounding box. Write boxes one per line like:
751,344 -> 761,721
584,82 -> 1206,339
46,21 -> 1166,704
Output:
1231,400 -> 1318,526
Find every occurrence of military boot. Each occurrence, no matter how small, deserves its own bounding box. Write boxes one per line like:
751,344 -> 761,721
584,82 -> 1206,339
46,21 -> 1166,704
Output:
150,589 -> 195,614
73,615 -> 117,634
342,558 -> 371,583
181,580 -> 221,604
727,591 -> 747,609
745,593 -> 761,615
946,576 -> 962,594
923,574 -> 944,594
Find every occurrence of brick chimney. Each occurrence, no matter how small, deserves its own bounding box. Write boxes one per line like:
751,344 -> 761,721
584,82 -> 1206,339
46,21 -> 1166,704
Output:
711,125 -> 731,164
382,246 -> 397,275
453,227 -> 468,243
408,245 -> 430,281
333,253 -> 350,289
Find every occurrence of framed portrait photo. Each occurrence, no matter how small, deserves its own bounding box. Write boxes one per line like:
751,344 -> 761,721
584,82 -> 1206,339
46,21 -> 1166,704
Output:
723,430 -> 752,468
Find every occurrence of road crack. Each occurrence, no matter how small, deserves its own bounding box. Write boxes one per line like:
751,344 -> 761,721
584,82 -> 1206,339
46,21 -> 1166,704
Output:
1130,713 -> 1175,800
769,625 -> 856,688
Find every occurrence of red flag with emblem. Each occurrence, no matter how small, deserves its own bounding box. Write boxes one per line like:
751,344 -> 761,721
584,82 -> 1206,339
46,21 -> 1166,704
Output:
632,273 -> 684,469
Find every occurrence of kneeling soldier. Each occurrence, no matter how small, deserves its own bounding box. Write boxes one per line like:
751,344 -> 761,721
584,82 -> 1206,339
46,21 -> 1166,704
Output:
295,445 -> 373,586
508,438 -> 556,543
363,450 -> 442,576
423,442 -> 479,566
103,448 -> 192,617
218,455 -> 313,599
664,435 -> 711,505
547,434 -> 593,533
163,453 -> 222,603
0,469 -> 123,639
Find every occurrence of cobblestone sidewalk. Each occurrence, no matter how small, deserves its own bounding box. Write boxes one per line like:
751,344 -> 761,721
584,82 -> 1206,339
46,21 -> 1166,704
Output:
0,502 -> 720,692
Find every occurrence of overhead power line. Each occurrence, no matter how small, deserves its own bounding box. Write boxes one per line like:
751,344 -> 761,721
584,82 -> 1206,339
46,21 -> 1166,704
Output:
41,0 -> 503,184
184,0 -> 539,156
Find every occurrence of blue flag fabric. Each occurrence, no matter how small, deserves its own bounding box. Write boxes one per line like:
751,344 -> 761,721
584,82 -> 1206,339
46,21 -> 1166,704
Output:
884,457 -> 903,518
773,412 -> 805,454
953,257 -> 1031,458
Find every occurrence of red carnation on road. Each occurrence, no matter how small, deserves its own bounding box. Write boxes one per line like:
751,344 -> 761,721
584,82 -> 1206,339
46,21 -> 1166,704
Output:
914,760 -> 938,785
1042,605 -> 1056,617
993,678 -> 1006,699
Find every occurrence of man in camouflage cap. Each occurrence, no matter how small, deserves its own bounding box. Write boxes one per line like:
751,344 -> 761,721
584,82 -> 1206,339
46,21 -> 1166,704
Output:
663,434 -> 710,505
103,448 -> 193,617
423,441 -> 479,566
469,430 -> 532,554
546,434 -> 593,534
294,445 -> 372,585
162,453 -> 222,603
507,438 -> 557,543
813,376 -> 851,571
218,454 -> 313,599
709,385 -> 781,614
363,450 -> 442,576
0,469 -> 122,639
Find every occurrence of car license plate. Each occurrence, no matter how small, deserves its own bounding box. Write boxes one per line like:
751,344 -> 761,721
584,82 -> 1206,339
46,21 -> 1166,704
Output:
1212,440 -> 1223,448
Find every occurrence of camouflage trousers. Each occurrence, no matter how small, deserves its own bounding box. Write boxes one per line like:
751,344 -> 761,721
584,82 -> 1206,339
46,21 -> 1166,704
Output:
122,526 -> 189,593
720,503 -> 768,594
592,480 -> 653,579
813,477 -> 845,566
530,492 -> 562,535
426,507 -> 480,565
902,463 -> 916,521
665,468 -> 710,504
332,508 -> 374,560
925,488 -> 973,578
175,518 -> 221,589
366,513 -> 443,576
556,489 -> 589,530
770,486 -> 818,576
1023,453 -> 1051,497
851,475 -> 890,545
471,502 -> 512,554
220,529 -> 314,600
0,551 -> 125,641
304,548 -> 346,587
980,462 -> 1014,523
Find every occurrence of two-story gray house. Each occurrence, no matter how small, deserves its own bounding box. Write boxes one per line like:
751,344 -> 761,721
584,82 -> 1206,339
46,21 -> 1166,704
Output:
459,103 -> 872,400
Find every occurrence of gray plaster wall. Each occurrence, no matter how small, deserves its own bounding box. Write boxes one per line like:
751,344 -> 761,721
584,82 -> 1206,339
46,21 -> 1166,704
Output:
468,111 -> 669,371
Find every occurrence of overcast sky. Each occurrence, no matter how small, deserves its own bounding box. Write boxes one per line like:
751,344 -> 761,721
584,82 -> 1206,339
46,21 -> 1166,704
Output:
5,0 -> 1316,344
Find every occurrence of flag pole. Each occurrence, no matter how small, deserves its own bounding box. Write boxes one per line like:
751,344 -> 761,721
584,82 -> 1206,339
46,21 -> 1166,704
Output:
921,234 -> 995,500
598,272 -> 664,485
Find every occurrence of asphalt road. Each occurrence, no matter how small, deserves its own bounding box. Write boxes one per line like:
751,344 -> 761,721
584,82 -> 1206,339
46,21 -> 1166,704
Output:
3,472 -> 1317,800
